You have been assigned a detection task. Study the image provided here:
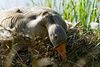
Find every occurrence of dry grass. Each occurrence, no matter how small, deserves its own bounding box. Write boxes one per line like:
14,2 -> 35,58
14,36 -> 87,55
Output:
0,27 -> 100,67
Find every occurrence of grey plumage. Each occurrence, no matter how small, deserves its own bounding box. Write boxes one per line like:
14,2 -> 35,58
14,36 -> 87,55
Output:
0,6 -> 67,67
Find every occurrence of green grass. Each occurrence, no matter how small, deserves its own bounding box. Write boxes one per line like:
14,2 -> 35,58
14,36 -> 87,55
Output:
30,0 -> 99,32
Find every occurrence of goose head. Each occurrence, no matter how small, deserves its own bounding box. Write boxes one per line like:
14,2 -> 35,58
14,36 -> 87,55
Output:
48,24 -> 67,61
41,11 -> 67,61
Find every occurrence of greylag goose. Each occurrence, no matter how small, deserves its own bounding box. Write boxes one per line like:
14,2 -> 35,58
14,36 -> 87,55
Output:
24,6 -> 67,61
0,6 -> 67,67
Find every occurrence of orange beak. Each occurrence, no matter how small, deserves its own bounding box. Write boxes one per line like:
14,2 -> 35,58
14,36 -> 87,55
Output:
54,43 -> 67,62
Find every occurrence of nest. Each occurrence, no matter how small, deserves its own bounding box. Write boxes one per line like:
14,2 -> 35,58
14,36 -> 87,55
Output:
0,27 -> 100,67
0,27 -> 63,67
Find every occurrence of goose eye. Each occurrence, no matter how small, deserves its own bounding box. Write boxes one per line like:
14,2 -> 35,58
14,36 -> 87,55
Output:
54,34 -> 58,39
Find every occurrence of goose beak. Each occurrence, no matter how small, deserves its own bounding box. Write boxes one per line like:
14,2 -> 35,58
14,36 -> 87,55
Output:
54,43 -> 67,61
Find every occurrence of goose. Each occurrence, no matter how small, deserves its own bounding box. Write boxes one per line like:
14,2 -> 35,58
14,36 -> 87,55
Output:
0,6 -> 67,67
23,6 -> 67,61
